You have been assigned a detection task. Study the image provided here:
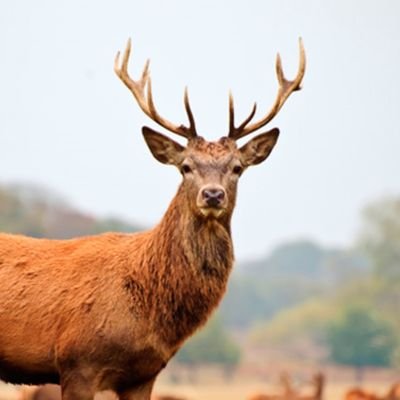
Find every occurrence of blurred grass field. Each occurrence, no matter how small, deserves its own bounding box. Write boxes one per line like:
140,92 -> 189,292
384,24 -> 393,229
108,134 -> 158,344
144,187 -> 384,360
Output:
153,380 -> 396,400
0,364 -> 398,400
151,364 -> 399,400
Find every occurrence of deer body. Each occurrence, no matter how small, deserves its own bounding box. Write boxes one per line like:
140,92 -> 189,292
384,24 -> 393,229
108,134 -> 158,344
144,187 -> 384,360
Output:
0,178 -> 233,390
0,38 -> 305,400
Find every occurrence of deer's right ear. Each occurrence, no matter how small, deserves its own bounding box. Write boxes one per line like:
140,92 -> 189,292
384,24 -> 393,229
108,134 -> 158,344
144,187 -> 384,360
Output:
142,127 -> 186,166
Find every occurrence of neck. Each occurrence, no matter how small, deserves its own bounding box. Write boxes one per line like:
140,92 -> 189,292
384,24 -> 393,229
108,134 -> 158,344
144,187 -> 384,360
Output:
147,185 -> 234,347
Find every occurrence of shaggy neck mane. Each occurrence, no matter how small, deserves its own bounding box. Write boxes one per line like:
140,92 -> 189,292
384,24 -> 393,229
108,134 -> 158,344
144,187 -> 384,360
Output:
142,184 -> 234,348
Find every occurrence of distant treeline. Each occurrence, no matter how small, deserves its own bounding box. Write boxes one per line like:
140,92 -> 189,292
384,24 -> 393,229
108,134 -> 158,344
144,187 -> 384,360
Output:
0,182 -> 141,238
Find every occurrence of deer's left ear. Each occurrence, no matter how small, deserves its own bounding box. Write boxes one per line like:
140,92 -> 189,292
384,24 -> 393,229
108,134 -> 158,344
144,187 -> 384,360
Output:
142,126 -> 186,166
239,128 -> 279,166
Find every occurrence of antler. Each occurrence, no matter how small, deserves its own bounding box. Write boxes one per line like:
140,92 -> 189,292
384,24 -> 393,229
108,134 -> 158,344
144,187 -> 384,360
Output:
228,38 -> 306,140
114,38 -> 197,139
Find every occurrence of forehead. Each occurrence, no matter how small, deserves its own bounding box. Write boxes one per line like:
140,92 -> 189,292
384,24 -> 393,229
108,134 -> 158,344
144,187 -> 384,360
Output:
186,137 -> 238,162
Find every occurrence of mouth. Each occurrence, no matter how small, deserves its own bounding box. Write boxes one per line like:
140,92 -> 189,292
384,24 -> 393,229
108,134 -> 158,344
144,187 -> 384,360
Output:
199,207 -> 226,218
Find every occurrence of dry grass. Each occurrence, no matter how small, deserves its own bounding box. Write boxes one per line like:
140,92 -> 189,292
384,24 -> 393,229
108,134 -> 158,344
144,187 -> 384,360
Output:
153,380 -> 396,400
0,382 -> 395,400
0,367 -> 398,400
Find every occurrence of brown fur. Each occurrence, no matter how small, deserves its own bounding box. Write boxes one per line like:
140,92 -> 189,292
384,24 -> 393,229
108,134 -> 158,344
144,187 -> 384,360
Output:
19,385 -> 62,400
18,385 -> 186,400
19,385 -> 118,400
0,129 -> 279,400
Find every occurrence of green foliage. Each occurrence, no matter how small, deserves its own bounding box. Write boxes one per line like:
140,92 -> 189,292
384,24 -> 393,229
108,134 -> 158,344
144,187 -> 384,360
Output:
219,277 -> 317,328
251,298 -> 335,345
248,196 -> 400,358
359,196 -> 400,282
356,196 -> 400,334
175,315 -> 241,367
220,240 -> 368,329
326,305 -> 396,368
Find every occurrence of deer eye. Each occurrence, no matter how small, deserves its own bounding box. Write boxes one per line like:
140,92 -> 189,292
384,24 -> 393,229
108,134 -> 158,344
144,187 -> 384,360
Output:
232,165 -> 243,175
181,164 -> 192,174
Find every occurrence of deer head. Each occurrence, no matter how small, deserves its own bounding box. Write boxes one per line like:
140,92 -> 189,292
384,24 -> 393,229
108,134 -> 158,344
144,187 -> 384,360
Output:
114,39 -> 305,220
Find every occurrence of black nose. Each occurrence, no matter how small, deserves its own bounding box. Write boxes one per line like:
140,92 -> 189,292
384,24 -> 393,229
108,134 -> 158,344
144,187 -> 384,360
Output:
202,188 -> 225,207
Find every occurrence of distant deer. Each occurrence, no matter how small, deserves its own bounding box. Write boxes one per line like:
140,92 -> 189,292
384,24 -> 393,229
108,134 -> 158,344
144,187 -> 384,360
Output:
345,382 -> 400,400
0,38 -> 305,400
247,372 -> 295,400
248,372 -> 324,400
299,373 -> 325,400
151,395 -> 187,400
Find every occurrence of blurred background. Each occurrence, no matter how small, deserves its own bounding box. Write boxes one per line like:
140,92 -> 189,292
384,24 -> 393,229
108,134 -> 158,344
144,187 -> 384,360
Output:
1,1 -> 399,399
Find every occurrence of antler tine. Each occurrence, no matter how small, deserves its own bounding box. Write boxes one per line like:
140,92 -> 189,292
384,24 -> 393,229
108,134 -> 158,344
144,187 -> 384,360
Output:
184,87 -> 197,135
145,79 -> 197,139
228,38 -> 306,140
114,38 -> 150,114
229,92 -> 235,135
114,38 -> 197,139
228,92 -> 258,138
276,37 -> 306,104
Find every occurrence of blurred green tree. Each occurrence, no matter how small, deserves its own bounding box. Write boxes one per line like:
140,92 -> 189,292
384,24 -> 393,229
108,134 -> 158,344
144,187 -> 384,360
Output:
326,305 -> 396,382
359,197 -> 400,282
356,196 -> 400,340
175,314 -> 241,379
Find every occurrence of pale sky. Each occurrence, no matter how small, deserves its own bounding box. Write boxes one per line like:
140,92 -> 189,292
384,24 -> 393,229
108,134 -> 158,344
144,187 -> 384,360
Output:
1,1 -> 399,260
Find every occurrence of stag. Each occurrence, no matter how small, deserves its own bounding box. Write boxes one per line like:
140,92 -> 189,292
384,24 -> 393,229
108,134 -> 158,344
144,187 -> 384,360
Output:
0,38 -> 305,400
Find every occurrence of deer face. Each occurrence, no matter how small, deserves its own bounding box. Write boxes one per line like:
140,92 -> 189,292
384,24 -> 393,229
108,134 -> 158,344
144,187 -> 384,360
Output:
114,38 -> 304,220
143,126 -> 279,219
